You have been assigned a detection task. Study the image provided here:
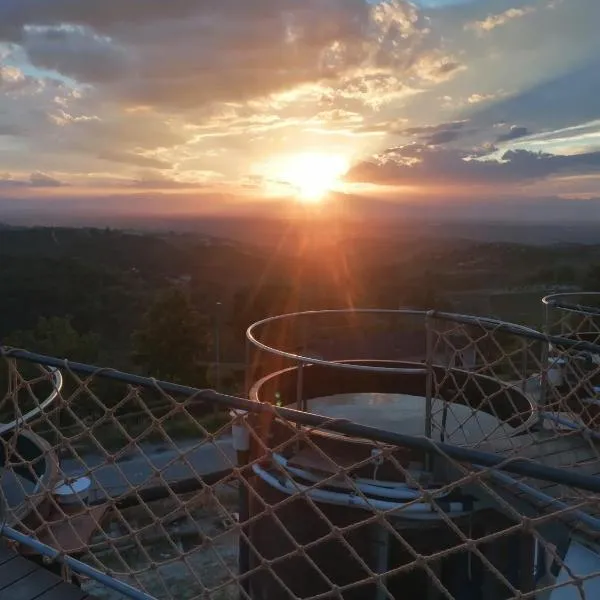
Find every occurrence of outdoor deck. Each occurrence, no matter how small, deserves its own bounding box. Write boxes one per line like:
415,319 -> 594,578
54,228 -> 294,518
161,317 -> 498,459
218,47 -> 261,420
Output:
480,427 -> 600,534
0,540 -> 95,600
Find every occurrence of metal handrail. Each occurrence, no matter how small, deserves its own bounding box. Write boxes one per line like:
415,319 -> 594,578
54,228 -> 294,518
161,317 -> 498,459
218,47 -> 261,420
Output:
543,292 -> 600,317
2,346 -> 600,492
3,526 -> 156,600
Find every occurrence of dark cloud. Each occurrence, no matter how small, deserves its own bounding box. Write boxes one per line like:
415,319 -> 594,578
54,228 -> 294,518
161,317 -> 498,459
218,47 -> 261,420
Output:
0,0 -> 205,37
0,1 -> 456,111
347,146 -> 600,187
0,172 -> 65,188
435,61 -> 463,77
403,121 -> 466,135
29,172 -> 64,187
496,125 -> 529,143
24,26 -> 129,84
402,120 -> 469,145
0,124 -> 22,136
425,129 -> 464,145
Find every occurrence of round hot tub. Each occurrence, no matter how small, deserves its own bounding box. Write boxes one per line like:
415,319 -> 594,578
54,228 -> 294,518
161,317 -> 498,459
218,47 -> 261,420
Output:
250,359 -> 536,463
289,392 -> 518,445
244,359 -> 537,599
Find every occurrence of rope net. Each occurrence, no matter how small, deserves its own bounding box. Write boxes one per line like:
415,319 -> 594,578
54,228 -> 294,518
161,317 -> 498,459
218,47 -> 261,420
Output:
0,308 -> 599,599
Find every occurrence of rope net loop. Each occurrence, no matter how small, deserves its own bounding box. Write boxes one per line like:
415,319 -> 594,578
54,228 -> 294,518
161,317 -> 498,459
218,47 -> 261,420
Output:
0,306 -> 599,599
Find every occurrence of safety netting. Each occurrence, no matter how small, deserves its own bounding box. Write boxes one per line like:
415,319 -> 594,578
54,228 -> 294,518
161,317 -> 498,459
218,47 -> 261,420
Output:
0,307 -> 599,599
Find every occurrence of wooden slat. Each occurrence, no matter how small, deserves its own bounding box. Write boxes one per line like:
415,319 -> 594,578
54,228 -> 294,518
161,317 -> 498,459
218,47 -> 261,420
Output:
0,544 -> 17,567
35,583 -> 89,600
0,568 -> 60,600
483,430 -> 594,462
470,427 -> 600,532
0,540 -> 97,600
0,555 -> 38,590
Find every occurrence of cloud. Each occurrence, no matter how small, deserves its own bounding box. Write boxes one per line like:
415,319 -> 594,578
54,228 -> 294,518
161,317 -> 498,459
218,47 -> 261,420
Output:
97,151 -> 172,170
0,1 -> 460,112
23,25 -> 130,84
0,0 -> 474,188
0,64 -> 28,93
401,120 -> 470,145
0,171 -> 65,188
346,145 -> 600,188
496,125 -> 529,143
465,6 -> 535,34
467,92 -> 497,104
0,124 -> 21,136
0,0 -> 205,39
4,0 -> 595,198
411,55 -> 465,83
29,171 -> 64,187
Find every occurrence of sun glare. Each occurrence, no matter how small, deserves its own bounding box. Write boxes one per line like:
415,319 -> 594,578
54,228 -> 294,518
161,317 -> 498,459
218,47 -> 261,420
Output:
274,152 -> 350,202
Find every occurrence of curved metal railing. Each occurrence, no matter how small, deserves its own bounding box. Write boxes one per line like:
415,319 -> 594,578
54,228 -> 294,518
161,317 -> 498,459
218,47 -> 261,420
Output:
246,308 -> 546,375
543,292 -> 600,347
0,363 -> 63,532
543,291 -> 600,317
0,364 -> 63,436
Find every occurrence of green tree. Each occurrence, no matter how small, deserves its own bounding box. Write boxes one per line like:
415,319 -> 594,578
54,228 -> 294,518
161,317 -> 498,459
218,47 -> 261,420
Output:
231,283 -> 295,338
131,287 -> 211,386
4,316 -> 100,362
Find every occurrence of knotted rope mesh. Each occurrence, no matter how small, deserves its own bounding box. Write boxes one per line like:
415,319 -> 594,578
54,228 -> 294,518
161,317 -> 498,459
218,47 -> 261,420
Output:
0,308 -> 599,599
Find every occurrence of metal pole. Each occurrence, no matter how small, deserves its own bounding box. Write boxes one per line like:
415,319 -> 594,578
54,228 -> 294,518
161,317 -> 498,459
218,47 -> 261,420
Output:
296,359 -> 305,412
521,338 -> 529,392
215,301 -> 222,391
232,411 -> 252,599
425,312 -> 434,472
4,526 -> 157,600
371,521 -> 390,600
539,302 -> 551,428
295,356 -> 305,452
244,337 -> 252,398
425,312 -> 434,439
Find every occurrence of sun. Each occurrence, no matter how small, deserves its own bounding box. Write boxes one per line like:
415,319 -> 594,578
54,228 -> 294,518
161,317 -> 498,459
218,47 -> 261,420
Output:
273,152 -> 350,203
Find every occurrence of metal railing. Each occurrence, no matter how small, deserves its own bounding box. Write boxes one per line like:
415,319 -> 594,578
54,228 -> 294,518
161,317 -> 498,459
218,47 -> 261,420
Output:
0,307 -> 599,598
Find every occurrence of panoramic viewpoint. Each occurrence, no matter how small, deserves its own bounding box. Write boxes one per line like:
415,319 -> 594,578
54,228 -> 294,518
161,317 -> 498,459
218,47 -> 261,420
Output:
1,1 -> 600,600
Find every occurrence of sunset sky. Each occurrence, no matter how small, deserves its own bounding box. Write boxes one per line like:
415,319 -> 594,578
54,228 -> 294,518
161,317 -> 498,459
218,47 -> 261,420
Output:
1,0 -> 600,217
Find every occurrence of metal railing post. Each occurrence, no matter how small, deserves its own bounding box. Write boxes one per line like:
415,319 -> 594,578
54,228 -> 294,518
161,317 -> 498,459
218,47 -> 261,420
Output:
425,312 -> 434,440
214,301 -> 222,392
539,303 -> 551,428
296,360 -> 305,412
244,337 -> 252,398
521,338 -> 529,392
232,410 -> 252,599
425,312 -> 435,472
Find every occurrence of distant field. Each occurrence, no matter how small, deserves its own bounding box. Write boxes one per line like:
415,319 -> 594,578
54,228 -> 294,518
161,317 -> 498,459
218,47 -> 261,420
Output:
489,292 -> 546,327
451,291 -> 546,328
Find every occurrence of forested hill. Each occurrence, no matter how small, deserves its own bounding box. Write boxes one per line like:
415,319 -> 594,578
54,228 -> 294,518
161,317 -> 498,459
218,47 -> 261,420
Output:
1,225 -> 600,392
